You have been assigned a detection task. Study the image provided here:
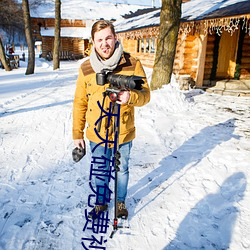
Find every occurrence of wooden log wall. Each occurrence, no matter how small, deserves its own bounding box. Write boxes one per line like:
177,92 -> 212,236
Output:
135,53 -> 156,68
72,38 -> 87,56
41,37 -> 53,58
120,31 -> 200,78
120,39 -> 137,54
173,34 -> 199,80
240,35 -> 250,79
183,35 -> 198,79
120,38 -> 156,68
203,34 -> 216,82
41,37 -> 86,58
32,18 -> 86,29
173,34 -> 185,75
61,38 -> 74,52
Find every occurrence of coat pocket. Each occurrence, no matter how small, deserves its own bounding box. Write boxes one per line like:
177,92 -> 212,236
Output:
120,106 -> 135,134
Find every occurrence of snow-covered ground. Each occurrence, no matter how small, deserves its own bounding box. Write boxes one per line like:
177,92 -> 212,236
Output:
0,49 -> 249,250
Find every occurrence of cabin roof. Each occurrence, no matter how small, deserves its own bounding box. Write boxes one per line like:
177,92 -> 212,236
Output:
30,0 -> 151,20
40,27 -> 91,39
115,8 -> 160,33
115,0 -> 250,32
182,0 -> 250,21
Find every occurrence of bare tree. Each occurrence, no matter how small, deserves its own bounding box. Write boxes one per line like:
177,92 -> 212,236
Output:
0,0 -> 23,71
0,0 -> 24,37
22,0 -> 35,75
151,0 -> 182,90
53,0 -> 61,70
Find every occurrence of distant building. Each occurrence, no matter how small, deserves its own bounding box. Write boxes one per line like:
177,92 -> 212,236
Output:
31,17 -> 92,60
30,1 -> 151,60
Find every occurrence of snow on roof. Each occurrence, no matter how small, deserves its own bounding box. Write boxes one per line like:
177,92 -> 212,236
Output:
182,0 -> 250,21
114,0 -> 250,32
30,0 -> 151,20
114,8 -> 160,32
40,27 -> 92,39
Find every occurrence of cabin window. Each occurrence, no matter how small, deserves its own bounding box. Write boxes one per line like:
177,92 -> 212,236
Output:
150,38 -> 155,53
137,38 -> 156,54
137,39 -> 143,53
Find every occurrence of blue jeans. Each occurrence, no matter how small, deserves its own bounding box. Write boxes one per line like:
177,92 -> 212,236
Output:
89,140 -> 132,205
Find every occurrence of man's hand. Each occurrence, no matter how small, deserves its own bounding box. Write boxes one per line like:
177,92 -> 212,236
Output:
74,139 -> 85,149
72,139 -> 86,162
116,90 -> 130,105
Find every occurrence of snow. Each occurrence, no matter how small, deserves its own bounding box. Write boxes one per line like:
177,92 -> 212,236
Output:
0,48 -> 250,250
114,0 -> 249,32
30,0 -> 152,20
93,0 -> 161,7
28,0 -> 250,38
40,27 -> 92,39
181,0 -> 249,21
114,9 -> 160,32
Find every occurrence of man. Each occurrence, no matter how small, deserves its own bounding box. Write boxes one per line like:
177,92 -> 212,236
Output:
72,20 -> 150,219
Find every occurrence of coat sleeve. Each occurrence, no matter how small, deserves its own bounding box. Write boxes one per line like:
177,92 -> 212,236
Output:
128,59 -> 150,107
72,68 -> 88,140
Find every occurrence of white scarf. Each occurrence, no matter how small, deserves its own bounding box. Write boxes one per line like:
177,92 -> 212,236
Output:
90,41 -> 123,73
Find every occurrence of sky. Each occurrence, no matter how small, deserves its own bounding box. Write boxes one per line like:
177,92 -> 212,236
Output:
0,48 -> 249,250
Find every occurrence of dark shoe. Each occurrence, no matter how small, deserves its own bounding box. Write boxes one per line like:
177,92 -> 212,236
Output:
88,204 -> 108,218
117,202 -> 128,219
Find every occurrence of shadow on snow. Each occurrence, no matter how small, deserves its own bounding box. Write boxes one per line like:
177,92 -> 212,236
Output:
0,100 -> 73,117
129,118 -> 239,212
164,172 -> 247,249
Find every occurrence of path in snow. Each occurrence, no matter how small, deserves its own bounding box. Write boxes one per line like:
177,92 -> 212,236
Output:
0,60 -> 250,249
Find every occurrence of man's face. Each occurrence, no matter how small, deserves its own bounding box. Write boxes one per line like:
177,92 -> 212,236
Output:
93,27 -> 117,60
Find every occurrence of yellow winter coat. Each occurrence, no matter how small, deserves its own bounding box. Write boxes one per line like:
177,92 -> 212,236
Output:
72,52 -> 150,147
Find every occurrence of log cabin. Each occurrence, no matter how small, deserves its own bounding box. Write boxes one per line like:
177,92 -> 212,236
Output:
31,18 -> 92,60
30,1 -> 152,61
115,0 -> 250,93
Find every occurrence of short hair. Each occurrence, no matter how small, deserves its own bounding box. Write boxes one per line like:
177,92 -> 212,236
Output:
91,20 -> 116,40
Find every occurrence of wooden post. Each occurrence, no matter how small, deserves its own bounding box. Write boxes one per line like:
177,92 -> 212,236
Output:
195,32 -> 207,88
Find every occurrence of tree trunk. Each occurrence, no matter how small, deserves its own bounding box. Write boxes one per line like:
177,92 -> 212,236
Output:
53,0 -> 61,70
0,37 -> 11,71
22,0 -> 35,75
151,0 -> 182,90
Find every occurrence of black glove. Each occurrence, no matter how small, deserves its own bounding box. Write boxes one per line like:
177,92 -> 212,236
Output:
72,146 -> 86,162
